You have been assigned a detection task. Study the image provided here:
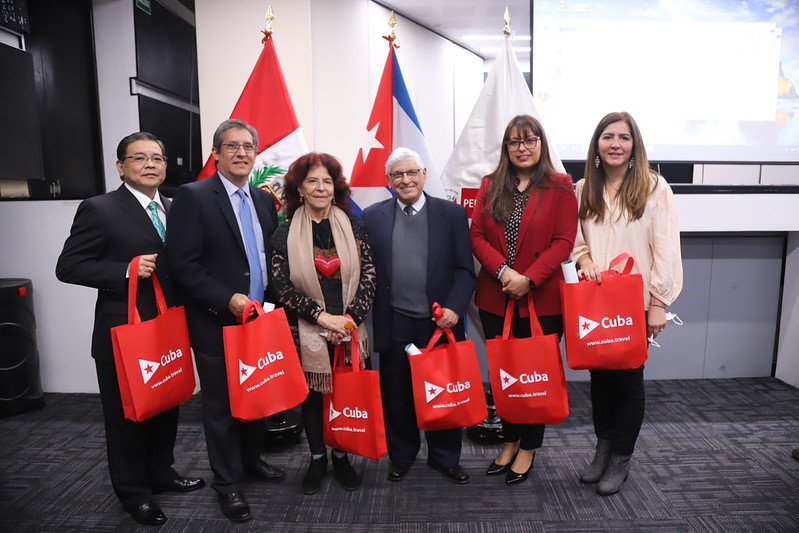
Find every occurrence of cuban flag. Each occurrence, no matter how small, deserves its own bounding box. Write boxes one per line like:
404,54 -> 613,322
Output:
349,39 -> 445,213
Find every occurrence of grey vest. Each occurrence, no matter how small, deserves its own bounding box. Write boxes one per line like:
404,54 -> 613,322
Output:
390,202 -> 429,318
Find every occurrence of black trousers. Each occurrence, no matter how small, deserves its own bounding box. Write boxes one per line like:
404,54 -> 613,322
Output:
589,364 -> 645,456
479,307 -> 564,451
194,349 -> 265,494
379,312 -> 463,468
95,359 -> 179,508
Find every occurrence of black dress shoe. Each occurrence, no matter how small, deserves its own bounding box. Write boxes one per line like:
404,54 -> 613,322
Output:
388,462 -> 411,482
126,501 -> 167,526
218,491 -> 251,522
154,477 -> 205,493
506,450 -> 536,485
247,458 -> 286,482
427,459 -> 470,484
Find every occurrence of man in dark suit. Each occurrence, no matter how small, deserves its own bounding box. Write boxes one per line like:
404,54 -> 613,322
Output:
167,119 -> 284,522
56,132 -> 204,527
362,147 -> 476,484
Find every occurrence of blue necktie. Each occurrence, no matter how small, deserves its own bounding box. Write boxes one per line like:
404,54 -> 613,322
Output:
147,201 -> 166,242
235,189 -> 264,302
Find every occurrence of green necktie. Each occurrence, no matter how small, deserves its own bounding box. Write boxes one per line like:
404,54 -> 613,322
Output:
147,201 -> 166,242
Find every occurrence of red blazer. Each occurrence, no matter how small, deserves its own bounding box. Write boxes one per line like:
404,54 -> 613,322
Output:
470,173 -> 577,318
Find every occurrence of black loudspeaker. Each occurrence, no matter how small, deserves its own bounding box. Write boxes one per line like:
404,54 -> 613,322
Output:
0,279 -> 45,417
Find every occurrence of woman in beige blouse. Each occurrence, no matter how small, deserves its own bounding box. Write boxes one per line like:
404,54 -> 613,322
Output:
572,111 -> 683,496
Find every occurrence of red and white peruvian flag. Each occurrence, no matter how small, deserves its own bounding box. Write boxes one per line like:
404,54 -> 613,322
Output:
197,32 -> 307,215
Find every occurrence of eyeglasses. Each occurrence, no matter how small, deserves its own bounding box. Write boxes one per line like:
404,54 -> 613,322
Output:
389,168 -> 423,181
124,153 -> 167,165
220,142 -> 256,153
506,137 -> 540,151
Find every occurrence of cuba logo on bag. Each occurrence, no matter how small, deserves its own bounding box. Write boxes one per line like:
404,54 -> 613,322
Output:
423,379 -> 474,405
238,350 -> 287,389
328,399 -> 370,431
497,368 -> 550,396
576,313 -> 637,344
138,347 -> 187,388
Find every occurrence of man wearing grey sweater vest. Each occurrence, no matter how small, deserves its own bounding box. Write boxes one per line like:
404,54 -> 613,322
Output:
362,147 -> 476,485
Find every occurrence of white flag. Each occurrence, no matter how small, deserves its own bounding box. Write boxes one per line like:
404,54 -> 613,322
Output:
441,37 -> 564,197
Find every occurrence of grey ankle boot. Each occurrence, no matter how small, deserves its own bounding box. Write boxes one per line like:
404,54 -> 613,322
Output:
596,453 -> 632,495
579,439 -> 612,484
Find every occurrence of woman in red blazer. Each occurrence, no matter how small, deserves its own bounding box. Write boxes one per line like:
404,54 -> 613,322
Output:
470,115 -> 577,485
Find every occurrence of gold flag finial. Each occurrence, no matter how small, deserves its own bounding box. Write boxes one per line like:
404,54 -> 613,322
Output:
264,5 -> 275,36
503,6 -> 511,37
387,11 -> 397,41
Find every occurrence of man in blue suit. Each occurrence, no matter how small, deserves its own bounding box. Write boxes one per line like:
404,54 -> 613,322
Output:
168,119 -> 284,522
362,147 -> 476,484
57,132 -> 204,526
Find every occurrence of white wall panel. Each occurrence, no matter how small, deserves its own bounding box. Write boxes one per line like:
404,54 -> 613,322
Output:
703,237 -> 783,378
645,238 -> 713,379
195,0 -> 312,157
0,201 -> 97,392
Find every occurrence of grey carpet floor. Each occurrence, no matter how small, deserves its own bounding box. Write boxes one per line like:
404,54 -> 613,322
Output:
1,378 -> 798,532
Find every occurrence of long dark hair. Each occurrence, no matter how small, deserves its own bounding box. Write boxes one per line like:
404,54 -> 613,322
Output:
282,152 -> 352,219
580,111 -> 654,222
484,115 -> 560,222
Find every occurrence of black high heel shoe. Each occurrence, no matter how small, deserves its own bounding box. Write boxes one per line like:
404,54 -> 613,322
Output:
486,452 -> 517,476
506,450 -> 536,485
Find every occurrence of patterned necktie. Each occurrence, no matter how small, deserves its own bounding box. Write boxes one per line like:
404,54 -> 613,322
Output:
404,204 -> 415,216
235,189 -> 264,302
147,201 -> 166,242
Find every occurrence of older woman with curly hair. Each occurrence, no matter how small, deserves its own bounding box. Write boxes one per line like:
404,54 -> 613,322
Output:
270,152 -> 376,495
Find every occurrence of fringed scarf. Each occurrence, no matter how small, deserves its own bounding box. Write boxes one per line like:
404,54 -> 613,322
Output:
287,204 -> 369,393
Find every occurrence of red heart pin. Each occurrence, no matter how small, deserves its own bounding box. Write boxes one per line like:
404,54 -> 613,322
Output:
314,255 -> 340,277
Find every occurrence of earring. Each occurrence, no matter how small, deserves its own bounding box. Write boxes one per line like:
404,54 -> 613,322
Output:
299,195 -> 304,203
594,156 -> 600,169
628,157 -> 635,169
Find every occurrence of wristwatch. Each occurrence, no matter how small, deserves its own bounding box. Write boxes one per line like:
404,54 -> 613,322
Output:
526,276 -> 536,289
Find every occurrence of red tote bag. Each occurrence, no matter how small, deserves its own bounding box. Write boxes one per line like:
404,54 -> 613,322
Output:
111,256 -> 196,422
323,326 -> 387,460
223,302 -> 308,422
486,294 -> 569,425
560,253 -> 648,370
409,305 -> 487,431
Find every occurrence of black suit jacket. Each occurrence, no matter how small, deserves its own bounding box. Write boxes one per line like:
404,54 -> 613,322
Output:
56,184 -> 172,361
167,172 -> 279,355
362,194 -> 476,352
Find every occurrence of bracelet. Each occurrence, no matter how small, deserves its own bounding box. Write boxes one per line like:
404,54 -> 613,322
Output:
650,303 -> 666,309
310,306 -> 323,322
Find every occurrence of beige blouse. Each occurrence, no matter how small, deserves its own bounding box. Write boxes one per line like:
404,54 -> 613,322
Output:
572,173 -> 683,308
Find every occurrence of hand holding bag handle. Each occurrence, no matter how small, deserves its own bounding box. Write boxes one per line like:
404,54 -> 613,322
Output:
240,300 -> 266,324
126,255 -> 167,324
424,302 -> 458,349
332,315 -> 361,373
